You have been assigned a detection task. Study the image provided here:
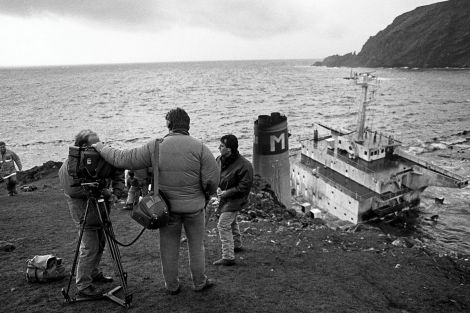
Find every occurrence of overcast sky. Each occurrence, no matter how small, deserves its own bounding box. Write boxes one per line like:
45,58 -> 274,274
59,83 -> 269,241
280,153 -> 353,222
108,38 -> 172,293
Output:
0,0 -> 444,67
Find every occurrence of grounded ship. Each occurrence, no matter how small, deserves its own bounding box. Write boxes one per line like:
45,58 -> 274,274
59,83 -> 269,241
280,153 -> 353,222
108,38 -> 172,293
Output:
290,73 -> 468,224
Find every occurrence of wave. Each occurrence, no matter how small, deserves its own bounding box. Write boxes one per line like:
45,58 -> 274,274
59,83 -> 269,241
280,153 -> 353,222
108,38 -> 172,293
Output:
19,139 -> 68,147
123,137 -> 152,143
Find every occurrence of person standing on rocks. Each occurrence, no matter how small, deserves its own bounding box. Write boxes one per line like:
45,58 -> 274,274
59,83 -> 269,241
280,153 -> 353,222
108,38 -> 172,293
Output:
0,141 -> 22,196
213,134 -> 253,266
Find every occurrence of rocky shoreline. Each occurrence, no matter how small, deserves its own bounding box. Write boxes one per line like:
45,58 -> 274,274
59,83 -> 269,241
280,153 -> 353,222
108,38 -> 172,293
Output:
2,160 -> 470,312
11,160 -> 470,261
16,161 -> 63,185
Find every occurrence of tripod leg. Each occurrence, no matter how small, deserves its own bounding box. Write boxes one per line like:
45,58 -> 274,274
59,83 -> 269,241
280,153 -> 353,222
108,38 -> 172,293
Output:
62,198 -> 92,302
106,225 -> 130,293
97,200 -> 127,285
96,198 -> 132,307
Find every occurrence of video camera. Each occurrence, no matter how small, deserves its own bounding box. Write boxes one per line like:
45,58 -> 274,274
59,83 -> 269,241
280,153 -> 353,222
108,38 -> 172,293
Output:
67,146 -> 114,184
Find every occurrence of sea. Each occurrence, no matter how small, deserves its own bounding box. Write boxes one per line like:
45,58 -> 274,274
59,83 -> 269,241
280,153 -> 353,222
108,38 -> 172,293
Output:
1,59 -> 469,256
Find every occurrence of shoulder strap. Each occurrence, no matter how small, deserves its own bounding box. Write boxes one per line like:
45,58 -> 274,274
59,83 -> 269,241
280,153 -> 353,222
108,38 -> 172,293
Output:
153,139 -> 160,192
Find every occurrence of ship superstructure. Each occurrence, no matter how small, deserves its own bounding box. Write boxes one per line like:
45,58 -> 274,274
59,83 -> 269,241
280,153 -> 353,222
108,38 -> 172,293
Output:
290,73 -> 468,224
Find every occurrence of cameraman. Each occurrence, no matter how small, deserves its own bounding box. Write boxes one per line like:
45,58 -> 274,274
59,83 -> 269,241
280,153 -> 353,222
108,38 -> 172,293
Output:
58,129 -> 124,299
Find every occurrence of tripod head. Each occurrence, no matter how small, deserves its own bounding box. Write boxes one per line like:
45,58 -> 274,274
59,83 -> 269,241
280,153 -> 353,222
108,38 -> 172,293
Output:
81,182 -> 108,199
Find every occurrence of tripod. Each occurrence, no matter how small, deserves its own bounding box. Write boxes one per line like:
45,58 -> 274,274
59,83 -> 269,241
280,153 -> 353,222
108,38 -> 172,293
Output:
61,182 -> 132,308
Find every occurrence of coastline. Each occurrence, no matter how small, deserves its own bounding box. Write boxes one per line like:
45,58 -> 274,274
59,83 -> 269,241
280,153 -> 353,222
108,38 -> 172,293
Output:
12,159 -> 470,260
1,161 -> 470,312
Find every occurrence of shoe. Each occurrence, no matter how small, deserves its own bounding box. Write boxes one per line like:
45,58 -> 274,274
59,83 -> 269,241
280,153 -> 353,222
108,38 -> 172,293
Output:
166,285 -> 181,295
234,247 -> 244,253
194,279 -> 215,292
77,285 -> 104,299
213,258 -> 235,266
92,272 -> 113,283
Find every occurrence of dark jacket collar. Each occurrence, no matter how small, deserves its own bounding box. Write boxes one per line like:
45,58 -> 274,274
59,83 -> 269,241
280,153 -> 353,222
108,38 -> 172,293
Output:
220,151 -> 240,170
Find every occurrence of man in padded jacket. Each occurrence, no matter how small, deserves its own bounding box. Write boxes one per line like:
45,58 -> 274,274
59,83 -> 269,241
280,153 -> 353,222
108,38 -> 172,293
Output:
93,107 -> 219,295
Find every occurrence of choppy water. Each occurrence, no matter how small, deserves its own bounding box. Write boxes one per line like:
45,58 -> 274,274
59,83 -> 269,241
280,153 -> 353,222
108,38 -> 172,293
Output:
1,60 -> 469,255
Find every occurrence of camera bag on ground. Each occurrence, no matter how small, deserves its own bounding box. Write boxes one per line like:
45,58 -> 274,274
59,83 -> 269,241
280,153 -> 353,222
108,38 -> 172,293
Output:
26,254 -> 66,283
131,139 -> 170,230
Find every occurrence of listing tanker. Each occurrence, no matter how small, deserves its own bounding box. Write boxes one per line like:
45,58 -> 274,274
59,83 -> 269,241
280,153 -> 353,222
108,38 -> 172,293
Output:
290,73 -> 468,224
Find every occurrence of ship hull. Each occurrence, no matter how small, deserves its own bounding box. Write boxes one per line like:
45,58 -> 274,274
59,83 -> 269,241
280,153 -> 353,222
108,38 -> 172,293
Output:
290,153 -> 422,223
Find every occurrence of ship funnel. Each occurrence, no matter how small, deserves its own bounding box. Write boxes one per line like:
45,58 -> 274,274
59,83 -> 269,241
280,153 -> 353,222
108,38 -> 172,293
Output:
253,112 -> 291,208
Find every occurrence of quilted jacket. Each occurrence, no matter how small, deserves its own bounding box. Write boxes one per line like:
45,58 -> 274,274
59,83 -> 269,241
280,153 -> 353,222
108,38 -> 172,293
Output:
98,133 -> 219,214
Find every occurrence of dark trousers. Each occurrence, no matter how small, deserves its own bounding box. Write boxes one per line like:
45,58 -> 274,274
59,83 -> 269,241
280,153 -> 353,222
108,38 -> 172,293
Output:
5,175 -> 17,195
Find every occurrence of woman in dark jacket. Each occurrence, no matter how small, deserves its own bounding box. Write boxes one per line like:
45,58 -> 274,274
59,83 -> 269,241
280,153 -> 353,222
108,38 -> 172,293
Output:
213,134 -> 253,266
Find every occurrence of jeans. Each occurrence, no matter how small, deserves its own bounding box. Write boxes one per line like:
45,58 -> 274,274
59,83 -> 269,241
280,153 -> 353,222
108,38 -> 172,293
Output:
159,209 -> 207,291
65,195 -> 107,291
217,212 -> 242,260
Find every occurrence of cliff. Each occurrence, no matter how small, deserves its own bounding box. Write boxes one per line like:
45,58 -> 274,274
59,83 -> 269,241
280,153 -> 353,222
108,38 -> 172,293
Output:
315,0 -> 470,68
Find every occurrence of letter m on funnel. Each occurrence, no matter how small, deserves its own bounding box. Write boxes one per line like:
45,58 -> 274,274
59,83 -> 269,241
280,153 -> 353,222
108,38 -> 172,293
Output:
270,133 -> 285,152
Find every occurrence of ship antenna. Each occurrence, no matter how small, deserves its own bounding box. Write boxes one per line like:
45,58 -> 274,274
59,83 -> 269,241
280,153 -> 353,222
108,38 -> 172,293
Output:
354,72 -> 378,142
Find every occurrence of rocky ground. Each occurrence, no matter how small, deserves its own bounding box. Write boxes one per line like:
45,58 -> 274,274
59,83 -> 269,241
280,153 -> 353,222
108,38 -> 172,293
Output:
0,162 -> 469,313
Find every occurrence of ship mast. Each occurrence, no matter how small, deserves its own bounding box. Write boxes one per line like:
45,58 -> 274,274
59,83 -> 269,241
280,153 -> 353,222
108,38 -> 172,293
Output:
354,73 -> 377,142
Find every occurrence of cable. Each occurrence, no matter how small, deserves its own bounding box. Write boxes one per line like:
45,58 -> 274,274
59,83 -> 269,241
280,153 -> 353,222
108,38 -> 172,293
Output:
106,226 -> 146,247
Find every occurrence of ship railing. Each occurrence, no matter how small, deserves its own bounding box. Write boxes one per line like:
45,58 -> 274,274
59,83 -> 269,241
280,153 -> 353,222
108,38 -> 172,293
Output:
395,148 -> 469,187
327,149 -> 377,175
378,187 -> 411,202
315,171 -> 377,202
